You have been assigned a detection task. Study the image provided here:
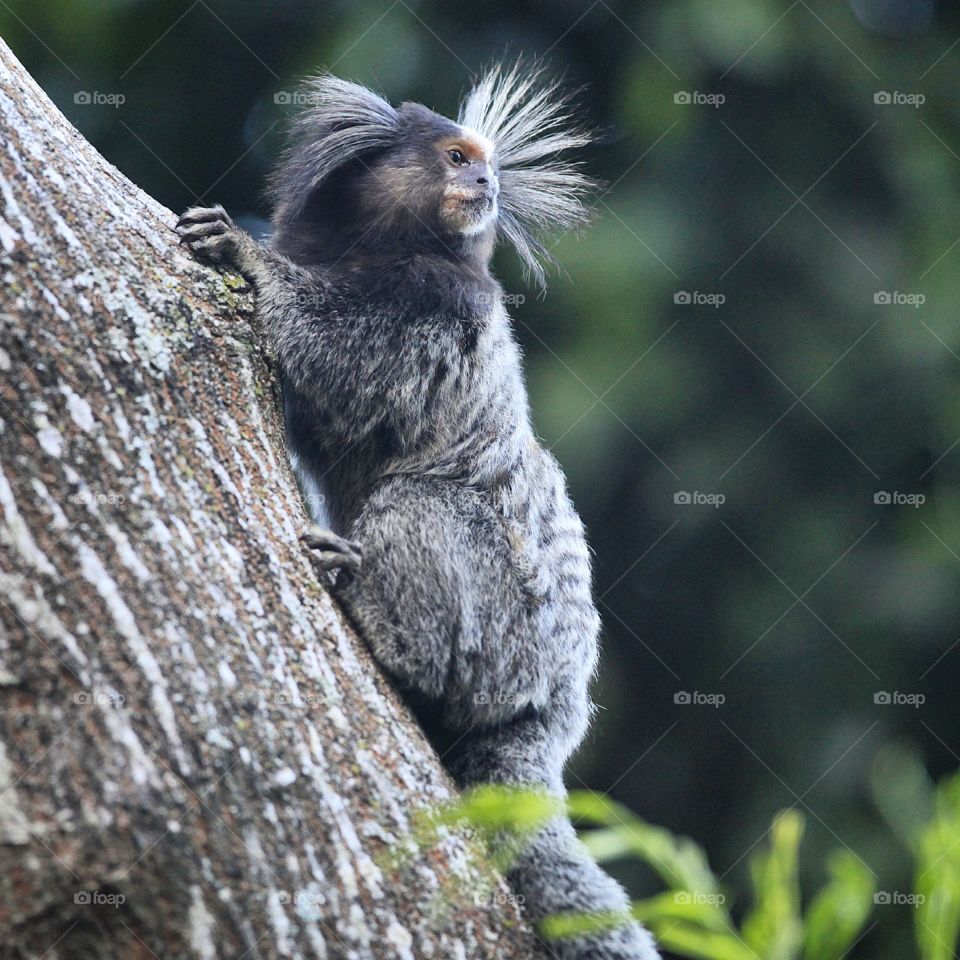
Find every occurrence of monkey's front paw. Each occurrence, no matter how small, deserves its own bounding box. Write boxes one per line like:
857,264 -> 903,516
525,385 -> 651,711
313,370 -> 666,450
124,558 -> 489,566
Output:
176,204 -> 246,270
300,526 -> 363,580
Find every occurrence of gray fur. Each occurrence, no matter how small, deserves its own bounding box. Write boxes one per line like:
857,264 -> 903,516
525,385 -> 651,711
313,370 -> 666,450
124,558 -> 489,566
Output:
177,66 -> 658,960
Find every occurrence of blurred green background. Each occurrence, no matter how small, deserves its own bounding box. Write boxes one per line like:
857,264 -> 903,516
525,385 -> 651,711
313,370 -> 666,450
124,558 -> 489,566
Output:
3,0 -> 959,955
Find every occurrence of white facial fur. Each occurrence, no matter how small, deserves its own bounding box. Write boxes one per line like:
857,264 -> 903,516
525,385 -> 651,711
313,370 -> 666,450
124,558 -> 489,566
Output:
441,125 -> 498,235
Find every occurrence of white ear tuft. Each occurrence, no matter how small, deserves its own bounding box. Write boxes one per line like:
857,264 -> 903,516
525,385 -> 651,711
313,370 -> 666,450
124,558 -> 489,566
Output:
459,62 -> 594,285
270,75 -> 401,224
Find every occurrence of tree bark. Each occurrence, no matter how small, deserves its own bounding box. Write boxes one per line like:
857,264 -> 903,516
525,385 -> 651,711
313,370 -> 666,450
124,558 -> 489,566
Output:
0,38 -> 542,960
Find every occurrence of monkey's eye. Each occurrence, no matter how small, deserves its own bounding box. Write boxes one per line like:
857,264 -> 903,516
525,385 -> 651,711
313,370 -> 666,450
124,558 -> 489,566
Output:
447,148 -> 467,166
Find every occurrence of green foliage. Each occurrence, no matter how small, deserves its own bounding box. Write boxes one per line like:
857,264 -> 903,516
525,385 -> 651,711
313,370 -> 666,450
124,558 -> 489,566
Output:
872,753 -> 960,960
915,782 -> 960,960
434,786 -> 878,956
541,909 -> 636,942
581,800 -> 873,960
429,770 -> 960,959
567,791 -> 719,895
430,783 -> 563,834
914,774 -> 960,960
741,811 -> 804,960
801,852 -> 875,960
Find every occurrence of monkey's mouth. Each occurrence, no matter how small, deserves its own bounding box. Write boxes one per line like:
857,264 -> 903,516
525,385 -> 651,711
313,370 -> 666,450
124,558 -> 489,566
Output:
442,189 -> 498,234
446,192 -> 494,211
444,194 -> 497,231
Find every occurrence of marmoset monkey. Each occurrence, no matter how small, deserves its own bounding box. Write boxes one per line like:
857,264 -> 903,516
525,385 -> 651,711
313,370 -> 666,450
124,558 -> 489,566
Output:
177,64 -> 659,960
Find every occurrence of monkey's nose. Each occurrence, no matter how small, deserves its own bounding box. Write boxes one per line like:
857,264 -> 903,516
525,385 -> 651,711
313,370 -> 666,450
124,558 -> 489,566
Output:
476,176 -> 488,184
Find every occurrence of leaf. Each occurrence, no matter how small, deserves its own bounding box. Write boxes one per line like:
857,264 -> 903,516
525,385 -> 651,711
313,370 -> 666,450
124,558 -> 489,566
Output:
539,909 -> 635,941
915,771 -> 960,960
568,790 -> 721,897
431,784 -> 562,834
653,922 -> 762,960
741,810 -> 804,960
631,891 -> 734,933
801,850 -> 875,960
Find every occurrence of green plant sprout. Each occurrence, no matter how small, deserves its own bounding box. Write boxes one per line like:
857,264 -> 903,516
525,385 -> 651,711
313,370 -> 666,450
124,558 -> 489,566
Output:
872,745 -> 960,960
408,750 -> 960,959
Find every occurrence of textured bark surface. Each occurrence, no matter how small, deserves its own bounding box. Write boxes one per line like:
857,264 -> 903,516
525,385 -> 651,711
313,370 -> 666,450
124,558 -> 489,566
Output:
0,38 -> 542,960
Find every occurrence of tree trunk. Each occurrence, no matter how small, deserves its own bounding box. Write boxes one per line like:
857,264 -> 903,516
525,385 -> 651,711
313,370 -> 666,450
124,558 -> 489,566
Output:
0,39 -> 542,960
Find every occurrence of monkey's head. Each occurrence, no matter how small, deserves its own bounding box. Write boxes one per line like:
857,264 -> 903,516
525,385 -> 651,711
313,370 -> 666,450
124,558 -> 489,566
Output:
270,65 -> 593,285
358,100 -> 500,240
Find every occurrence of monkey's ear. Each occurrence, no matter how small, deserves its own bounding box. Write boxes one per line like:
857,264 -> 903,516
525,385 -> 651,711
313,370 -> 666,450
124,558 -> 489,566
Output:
459,62 -> 594,287
270,75 -> 401,222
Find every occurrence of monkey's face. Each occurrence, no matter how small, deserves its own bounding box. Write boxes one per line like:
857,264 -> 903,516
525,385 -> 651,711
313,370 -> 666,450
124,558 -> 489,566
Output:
366,106 -> 500,242
435,129 -> 499,236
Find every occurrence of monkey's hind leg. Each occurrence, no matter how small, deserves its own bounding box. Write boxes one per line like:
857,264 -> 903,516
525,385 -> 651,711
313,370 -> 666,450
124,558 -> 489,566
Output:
300,525 -> 362,577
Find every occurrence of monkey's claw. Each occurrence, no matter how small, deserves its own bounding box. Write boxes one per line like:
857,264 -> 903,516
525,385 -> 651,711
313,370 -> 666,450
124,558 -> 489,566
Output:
176,204 -> 244,268
300,526 -> 363,576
